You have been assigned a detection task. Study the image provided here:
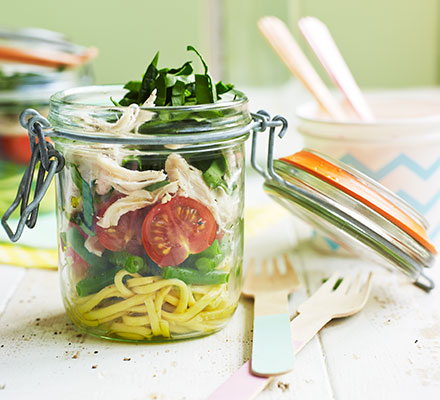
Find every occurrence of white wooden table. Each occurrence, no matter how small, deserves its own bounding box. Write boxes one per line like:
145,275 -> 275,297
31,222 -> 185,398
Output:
1,171 -> 440,400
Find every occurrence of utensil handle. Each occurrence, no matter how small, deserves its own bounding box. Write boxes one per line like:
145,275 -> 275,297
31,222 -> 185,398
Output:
207,312 -> 331,400
298,16 -> 374,121
258,16 -> 347,121
288,312 -> 332,353
251,293 -> 294,376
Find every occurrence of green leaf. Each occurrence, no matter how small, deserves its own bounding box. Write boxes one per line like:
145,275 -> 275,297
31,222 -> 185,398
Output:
110,97 -> 121,106
123,81 -> 142,92
155,72 -> 167,106
216,81 -> 234,96
171,80 -> 186,106
139,51 -> 160,104
195,74 -> 213,104
187,46 -> 208,74
169,61 -> 193,76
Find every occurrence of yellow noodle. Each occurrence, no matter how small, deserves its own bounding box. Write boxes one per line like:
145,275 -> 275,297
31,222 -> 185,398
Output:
126,275 -> 161,288
110,322 -> 152,338
155,286 -> 172,318
84,294 -> 148,320
188,291 -> 196,307
122,315 -> 150,326
77,285 -> 120,314
114,270 -> 136,298
199,304 -> 237,321
162,287 -> 222,323
164,293 -> 179,307
131,279 -> 189,314
98,311 -> 127,324
160,320 -> 170,338
204,293 -> 225,311
128,305 -> 148,313
73,265 -> 236,339
72,312 -> 100,327
145,296 -> 161,336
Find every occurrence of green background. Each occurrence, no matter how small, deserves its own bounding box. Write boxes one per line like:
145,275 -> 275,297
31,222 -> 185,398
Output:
2,0 -> 439,88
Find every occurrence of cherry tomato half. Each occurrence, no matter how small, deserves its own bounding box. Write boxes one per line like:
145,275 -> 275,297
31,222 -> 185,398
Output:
96,194 -> 148,255
142,196 -> 216,267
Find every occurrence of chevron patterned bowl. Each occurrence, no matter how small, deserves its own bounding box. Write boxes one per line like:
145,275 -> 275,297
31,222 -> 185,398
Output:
297,91 -> 440,249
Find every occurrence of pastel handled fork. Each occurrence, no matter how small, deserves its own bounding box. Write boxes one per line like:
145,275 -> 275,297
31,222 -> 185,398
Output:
241,253 -> 301,376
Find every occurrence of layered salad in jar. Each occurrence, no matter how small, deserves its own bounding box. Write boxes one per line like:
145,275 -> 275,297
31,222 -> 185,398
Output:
56,47 -> 248,341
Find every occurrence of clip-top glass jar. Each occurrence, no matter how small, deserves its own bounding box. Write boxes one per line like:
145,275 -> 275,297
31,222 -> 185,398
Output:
26,85 -> 254,342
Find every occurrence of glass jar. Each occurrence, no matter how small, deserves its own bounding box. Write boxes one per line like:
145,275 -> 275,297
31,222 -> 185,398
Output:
0,28 -> 94,218
43,85 -> 250,341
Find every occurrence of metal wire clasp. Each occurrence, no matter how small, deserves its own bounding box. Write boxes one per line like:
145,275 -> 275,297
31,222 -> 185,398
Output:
250,110 -> 288,183
1,109 -> 65,242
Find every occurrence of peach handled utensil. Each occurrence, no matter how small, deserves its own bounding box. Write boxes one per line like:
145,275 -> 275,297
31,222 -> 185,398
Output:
298,16 -> 375,121
208,271 -> 373,400
242,253 -> 301,376
258,16 -> 347,121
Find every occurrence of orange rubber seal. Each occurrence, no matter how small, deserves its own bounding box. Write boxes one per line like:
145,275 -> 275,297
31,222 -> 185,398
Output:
281,150 -> 437,254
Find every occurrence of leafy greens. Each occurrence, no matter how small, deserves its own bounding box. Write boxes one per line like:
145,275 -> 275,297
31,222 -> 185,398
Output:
116,46 -> 234,107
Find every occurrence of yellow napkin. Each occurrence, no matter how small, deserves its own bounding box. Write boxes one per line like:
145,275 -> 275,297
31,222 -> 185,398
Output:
0,243 -> 57,269
244,203 -> 289,240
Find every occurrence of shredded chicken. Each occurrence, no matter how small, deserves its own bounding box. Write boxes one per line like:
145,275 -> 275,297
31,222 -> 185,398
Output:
93,155 -> 167,195
84,235 -> 105,256
141,89 -> 157,107
97,182 -> 178,228
165,154 -> 239,231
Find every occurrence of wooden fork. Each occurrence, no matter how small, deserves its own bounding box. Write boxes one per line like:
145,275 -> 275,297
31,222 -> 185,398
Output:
209,271 -> 373,400
291,271 -> 373,352
242,253 -> 301,376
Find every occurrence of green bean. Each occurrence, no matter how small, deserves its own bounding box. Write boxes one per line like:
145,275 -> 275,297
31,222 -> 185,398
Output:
162,266 -> 229,285
108,251 -> 146,274
66,226 -> 101,268
76,266 -> 121,297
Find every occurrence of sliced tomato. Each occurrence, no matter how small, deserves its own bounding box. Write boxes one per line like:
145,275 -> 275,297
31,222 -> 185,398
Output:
0,136 -> 32,164
96,194 -> 148,255
142,196 -> 216,267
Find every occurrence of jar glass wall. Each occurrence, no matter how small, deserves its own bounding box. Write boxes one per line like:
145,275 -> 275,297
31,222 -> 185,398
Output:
49,86 -> 250,341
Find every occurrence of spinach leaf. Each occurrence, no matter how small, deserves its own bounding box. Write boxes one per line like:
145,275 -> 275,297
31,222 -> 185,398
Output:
116,46 -> 233,108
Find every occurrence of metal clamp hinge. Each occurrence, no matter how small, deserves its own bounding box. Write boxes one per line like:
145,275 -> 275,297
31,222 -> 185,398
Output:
1,109 -> 65,242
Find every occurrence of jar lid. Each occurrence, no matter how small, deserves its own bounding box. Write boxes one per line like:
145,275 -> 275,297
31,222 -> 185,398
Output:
261,148 -> 436,291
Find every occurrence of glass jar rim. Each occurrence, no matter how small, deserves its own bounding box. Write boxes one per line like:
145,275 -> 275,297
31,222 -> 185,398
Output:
48,85 -> 253,145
